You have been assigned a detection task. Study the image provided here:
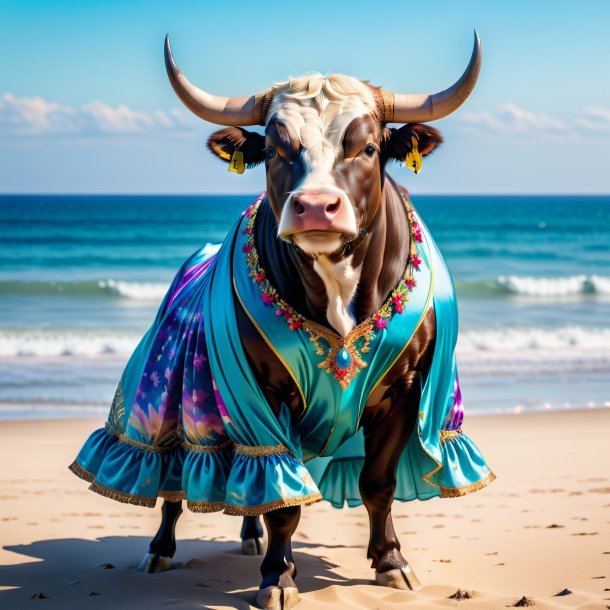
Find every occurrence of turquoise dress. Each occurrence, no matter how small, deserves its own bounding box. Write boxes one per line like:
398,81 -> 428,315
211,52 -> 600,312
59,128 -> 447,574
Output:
70,192 -> 494,515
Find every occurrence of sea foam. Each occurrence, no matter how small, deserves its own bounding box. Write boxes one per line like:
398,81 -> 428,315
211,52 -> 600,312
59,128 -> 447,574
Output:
1,326 -> 608,363
497,275 -> 610,296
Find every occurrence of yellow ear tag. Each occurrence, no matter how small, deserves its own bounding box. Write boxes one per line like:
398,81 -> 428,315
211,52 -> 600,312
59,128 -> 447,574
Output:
228,150 -> 245,174
405,136 -> 422,174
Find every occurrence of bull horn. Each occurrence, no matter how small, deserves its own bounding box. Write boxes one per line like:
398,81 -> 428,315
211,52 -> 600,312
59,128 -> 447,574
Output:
379,30 -> 482,123
164,35 -> 272,126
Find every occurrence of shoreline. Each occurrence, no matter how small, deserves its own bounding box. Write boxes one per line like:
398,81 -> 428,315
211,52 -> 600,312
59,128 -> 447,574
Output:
0,403 -> 608,422
1,410 -> 608,609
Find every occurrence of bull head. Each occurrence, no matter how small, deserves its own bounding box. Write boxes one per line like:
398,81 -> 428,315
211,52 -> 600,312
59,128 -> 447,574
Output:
165,33 -> 480,332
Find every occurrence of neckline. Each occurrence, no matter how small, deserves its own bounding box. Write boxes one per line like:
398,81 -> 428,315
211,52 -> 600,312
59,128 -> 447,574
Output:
241,191 -> 424,346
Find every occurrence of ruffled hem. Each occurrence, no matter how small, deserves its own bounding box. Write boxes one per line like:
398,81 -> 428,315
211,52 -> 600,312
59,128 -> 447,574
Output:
181,444 -> 323,516
311,457 -> 364,509
69,426 -> 186,508
71,430 -> 323,515
307,429 -> 495,508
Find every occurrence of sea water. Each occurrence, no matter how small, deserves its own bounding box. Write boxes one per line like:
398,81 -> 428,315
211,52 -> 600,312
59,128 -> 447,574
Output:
0,194 -> 609,420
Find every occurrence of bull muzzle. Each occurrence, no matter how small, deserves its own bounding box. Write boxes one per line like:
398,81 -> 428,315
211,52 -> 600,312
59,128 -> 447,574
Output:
278,189 -> 358,244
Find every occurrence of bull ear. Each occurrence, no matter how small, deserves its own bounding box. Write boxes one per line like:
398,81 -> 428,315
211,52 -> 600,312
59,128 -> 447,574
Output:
207,127 -> 266,167
383,123 -> 443,163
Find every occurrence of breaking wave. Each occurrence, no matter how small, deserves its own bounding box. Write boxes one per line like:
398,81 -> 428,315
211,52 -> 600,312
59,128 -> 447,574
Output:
0,331 -> 140,358
3,272 -> 609,302
457,326 -> 610,357
495,275 -> 610,297
1,326 -> 609,364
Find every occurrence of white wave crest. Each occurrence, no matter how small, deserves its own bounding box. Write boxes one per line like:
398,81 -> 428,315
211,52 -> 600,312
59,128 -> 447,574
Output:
0,331 -> 140,358
498,274 -> 610,297
98,279 -> 169,300
458,326 -> 610,358
96,243 -> 221,301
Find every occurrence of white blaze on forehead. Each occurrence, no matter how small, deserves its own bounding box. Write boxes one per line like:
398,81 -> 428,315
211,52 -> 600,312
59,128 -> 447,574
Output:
268,75 -> 376,335
267,74 -> 377,188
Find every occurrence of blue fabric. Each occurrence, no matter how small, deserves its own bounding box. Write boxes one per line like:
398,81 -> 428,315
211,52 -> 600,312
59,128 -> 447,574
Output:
70,194 -> 493,513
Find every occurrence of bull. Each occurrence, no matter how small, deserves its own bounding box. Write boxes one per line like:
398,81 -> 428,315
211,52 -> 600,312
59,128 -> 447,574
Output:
70,31 -> 494,610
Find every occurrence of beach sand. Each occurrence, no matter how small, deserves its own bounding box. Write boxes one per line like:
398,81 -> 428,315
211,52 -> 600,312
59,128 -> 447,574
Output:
0,410 -> 608,609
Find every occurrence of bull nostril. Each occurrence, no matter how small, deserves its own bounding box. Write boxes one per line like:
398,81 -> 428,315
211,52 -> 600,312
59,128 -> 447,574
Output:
293,199 -> 305,215
325,201 -> 340,214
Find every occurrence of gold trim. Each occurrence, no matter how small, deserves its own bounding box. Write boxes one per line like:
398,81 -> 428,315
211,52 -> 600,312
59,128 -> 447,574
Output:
439,471 -> 496,498
104,422 -> 120,438
183,439 -> 233,453
88,480 -> 157,508
233,277 -> 308,417
363,208 -> 435,409
223,492 -> 323,516
238,194 -> 421,391
234,444 -> 290,457
159,490 -> 186,502
440,428 -> 462,442
68,460 -> 95,483
117,435 -> 175,453
186,501 -> 226,514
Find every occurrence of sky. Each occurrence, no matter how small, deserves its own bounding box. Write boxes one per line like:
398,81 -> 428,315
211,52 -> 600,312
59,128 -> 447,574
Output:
0,0 -> 609,194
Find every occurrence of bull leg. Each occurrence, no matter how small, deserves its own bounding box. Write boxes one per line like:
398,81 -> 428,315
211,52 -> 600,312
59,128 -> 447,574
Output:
241,515 -> 265,555
138,499 -> 183,573
359,391 -> 421,590
256,505 -> 301,610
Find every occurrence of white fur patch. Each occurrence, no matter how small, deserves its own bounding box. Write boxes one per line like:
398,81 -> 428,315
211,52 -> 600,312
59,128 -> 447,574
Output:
270,74 -> 376,240
268,74 -> 376,191
267,75 -> 376,335
313,255 -> 362,336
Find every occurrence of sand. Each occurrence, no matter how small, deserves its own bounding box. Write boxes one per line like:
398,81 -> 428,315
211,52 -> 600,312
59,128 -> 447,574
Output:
0,410 -> 608,609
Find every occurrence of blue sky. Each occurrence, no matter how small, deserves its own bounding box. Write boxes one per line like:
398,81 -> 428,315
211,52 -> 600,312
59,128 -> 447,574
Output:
1,0 -> 609,194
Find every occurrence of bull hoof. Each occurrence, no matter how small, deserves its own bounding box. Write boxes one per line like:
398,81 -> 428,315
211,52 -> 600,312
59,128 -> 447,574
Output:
138,552 -> 173,573
241,537 -> 265,555
256,585 -> 300,609
375,565 -> 422,591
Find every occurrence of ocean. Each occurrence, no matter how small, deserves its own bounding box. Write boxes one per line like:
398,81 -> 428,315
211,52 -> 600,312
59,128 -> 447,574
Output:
1,194 -> 609,420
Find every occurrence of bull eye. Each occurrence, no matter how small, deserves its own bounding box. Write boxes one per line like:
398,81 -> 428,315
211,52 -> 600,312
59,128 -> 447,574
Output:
364,143 -> 376,157
265,147 -> 277,161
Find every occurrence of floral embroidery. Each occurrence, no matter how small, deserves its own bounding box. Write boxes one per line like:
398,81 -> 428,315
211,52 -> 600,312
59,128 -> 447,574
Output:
242,191 -> 423,389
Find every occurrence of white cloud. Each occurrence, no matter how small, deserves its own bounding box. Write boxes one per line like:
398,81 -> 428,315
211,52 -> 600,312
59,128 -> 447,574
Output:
576,106 -> 610,133
0,92 -> 196,137
461,103 -> 567,134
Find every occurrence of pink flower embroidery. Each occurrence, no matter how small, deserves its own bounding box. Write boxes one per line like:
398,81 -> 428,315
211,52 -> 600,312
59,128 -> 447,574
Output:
289,318 -> 303,330
255,271 -> 265,283
375,314 -> 387,329
411,254 -> 422,270
242,243 -> 253,254
406,278 -> 416,290
261,292 -> 276,305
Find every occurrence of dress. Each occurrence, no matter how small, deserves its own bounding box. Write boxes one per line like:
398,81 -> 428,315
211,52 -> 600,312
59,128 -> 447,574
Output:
70,192 -> 494,515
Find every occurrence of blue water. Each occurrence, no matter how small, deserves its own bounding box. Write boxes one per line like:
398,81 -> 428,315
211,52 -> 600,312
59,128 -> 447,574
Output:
0,194 -> 609,419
